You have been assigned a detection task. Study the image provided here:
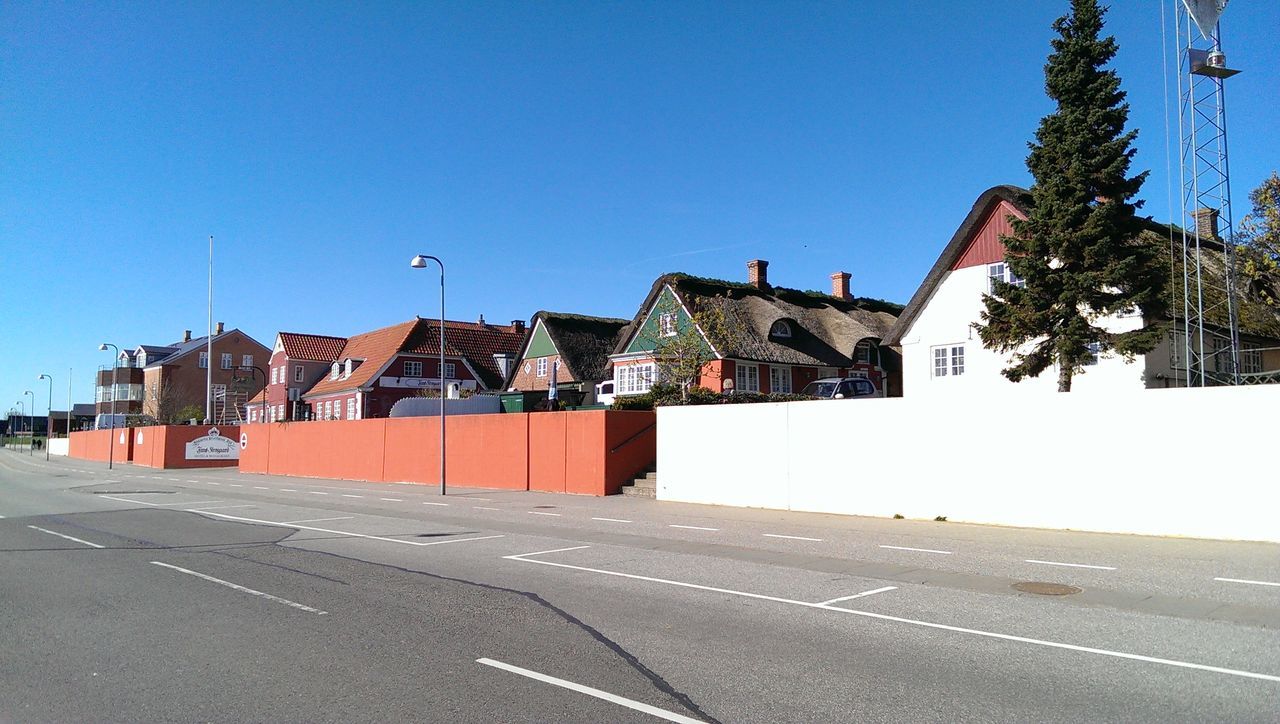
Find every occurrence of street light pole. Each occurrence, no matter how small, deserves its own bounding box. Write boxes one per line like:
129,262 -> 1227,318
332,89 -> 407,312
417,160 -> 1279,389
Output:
206,235 -> 214,425
38,374 -> 52,460
16,400 -> 25,451
237,365 -> 267,423
410,254 -> 447,496
100,343 -> 120,470
23,391 -> 33,456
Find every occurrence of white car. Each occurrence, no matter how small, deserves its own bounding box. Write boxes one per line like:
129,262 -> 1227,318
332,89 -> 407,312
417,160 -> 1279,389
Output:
594,381 -> 616,406
799,377 -> 879,400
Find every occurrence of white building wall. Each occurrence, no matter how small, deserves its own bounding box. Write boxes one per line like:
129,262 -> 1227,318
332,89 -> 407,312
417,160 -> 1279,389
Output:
897,265 -> 1150,397
657,385 -> 1280,542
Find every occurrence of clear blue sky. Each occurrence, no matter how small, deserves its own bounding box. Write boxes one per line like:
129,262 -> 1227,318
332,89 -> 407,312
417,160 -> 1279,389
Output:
2,1 -> 1277,414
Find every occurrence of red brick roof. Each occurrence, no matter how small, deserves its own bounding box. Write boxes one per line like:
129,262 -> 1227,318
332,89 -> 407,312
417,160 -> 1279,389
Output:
280,332 -> 348,363
301,318 -> 526,397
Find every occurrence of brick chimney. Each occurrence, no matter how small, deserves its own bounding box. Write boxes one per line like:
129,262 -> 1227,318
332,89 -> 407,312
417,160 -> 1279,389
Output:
1194,207 -> 1220,239
830,271 -> 852,301
511,320 -> 526,334
747,259 -> 769,289
215,321 -> 225,335
183,330 -> 192,343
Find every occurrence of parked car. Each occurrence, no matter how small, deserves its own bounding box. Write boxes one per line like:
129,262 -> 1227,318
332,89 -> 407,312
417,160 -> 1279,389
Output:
594,380 -> 616,406
799,377 -> 879,400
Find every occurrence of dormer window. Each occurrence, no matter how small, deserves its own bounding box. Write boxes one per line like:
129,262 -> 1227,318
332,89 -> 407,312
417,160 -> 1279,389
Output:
769,320 -> 792,339
343,358 -> 354,378
330,362 -> 340,380
136,352 -> 147,367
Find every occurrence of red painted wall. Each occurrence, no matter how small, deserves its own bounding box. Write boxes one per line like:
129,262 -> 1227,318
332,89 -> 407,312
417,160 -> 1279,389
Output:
238,411 -> 655,495
68,428 -> 133,463
131,425 -> 241,469
951,199 -> 1026,270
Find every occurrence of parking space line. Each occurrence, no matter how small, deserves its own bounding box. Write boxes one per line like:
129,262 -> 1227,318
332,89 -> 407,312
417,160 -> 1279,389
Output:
507,549 -> 1280,683
191,510 -> 505,548
1026,559 -> 1116,571
281,516 -> 356,525
187,504 -> 256,511
880,544 -> 952,555
764,533 -> 822,542
1214,577 -> 1280,587
28,525 -> 105,549
669,524 -> 718,531
150,561 -> 327,615
818,586 -> 898,606
476,658 -> 703,724
97,494 -> 223,507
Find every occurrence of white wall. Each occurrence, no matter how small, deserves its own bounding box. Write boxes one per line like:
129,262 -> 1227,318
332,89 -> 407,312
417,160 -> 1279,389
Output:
48,438 -> 69,456
657,385 -> 1280,542
897,265 -> 1150,397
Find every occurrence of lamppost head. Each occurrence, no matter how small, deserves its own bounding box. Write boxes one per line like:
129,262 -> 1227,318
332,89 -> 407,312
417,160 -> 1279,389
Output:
410,254 -> 429,269
38,374 -> 49,380
98,343 -> 109,351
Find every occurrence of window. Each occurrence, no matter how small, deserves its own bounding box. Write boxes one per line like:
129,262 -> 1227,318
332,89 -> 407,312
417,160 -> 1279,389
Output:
404,360 -> 423,378
932,345 -> 965,378
220,353 -> 232,369
268,406 -> 275,423
769,320 -> 791,339
536,358 -> 548,378
330,362 -> 340,380
987,262 -> 1025,293
443,362 -> 456,378
659,312 -> 678,337
854,340 -> 874,365
242,354 -> 253,367
1210,337 -> 1233,373
616,363 -> 656,395
136,352 -> 147,367
1241,347 -> 1263,374
347,398 -> 356,420
1084,341 -> 1101,366
324,401 -> 333,419
199,352 -> 208,369
270,367 -> 278,385
294,365 -> 304,383
735,363 -> 760,393
343,359 -> 353,378
769,366 -> 791,393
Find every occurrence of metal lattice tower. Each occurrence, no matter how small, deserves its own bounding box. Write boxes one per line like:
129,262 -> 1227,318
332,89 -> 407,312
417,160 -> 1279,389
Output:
1174,0 -> 1241,386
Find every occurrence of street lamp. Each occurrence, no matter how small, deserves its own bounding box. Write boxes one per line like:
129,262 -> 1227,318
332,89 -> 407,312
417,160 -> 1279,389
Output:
410,253 -> 447,496
99,343 -> 119,470
16,400 -> 25,451
8,406 -> 16,450
236,365 -> 268,423
23,391 -> 33,456
38,374 -> 52,460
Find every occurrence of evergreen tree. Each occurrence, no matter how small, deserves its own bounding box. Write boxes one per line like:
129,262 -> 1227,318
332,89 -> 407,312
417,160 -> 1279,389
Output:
976,0 -> 1167,392
1237,172 -> 1280,308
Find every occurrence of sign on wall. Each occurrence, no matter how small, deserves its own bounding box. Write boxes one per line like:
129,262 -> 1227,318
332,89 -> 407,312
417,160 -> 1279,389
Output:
185,427 -> 240,460
378,376 -> 478,391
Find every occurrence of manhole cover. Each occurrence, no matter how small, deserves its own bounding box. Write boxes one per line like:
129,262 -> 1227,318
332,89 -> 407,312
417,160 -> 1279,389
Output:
1012,581 -> 1081,596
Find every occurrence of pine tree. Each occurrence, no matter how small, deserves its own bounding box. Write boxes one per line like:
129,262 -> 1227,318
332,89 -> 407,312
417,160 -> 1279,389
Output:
976,0 -> 1167,392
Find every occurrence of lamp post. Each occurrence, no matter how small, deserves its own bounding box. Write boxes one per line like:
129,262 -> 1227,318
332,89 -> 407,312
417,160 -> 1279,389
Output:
99,343 -> 119,470
6,408 -> 14,449
237,365 -> 267,423
410,254 -> 447,496
16,400 -> 25,451
38,374 -> 52,460
23,391 -> 34,455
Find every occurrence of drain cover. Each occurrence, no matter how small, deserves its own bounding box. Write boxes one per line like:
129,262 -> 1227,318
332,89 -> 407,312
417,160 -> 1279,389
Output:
1013,581 -> 1081,596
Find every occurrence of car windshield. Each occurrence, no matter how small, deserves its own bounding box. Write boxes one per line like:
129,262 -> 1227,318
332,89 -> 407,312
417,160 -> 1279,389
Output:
801,381 -> 838,398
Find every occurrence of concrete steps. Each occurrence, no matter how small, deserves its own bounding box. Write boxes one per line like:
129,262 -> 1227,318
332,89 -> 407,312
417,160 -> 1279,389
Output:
620,469 -> 657,498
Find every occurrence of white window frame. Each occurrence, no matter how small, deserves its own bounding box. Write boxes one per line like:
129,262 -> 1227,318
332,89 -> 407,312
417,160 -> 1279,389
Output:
769,366 -> 791,394
198,351 -> 208,369
220,353 -> 232,370
932,345 -> 965,378
271,367 -> 278,385
735,363 -> 760,393
324,401 -> 333,419
1241,347 -> 1263,374
443,362 -> 456,379
294,365 -> 304,383
242,354 -> 253,367
536,358 -> 548,378
404,360 -> 423,378
659,312 -> 678,337
616,363 -> 656,395
987,261 -> 1025,293
769,320 -> 791,338
347,398 -> 356,420
1084,341 -> 1102,366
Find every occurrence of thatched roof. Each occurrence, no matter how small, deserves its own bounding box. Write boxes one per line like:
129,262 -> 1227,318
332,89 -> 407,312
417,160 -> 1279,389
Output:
533,311 -> 631,381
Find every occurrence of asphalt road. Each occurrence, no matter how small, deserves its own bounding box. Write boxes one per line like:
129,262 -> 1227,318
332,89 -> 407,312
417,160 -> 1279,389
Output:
1,449 -> 1277,722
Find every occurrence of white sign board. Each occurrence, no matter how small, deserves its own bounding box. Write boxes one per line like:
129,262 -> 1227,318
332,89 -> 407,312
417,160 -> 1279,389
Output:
378,376 -> 478,391
185,427 -> 240,460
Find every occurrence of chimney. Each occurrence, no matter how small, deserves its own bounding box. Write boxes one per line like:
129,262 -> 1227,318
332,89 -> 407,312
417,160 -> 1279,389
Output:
215,321 -> 225,335
183,330 -> 192,343
830,271 -> 852,301
1194,207 -> 1220,239
511,320 -> 526,334
747,259 -> 769,289
478,313 -> 486,325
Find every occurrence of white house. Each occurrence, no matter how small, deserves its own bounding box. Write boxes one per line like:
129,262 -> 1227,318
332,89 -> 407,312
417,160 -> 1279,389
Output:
883,186 -> 1280,397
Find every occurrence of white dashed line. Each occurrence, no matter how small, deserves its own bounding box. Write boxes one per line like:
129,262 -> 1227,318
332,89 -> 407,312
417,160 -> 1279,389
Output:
529,511 -> 562,517
28,525 -> 104,549
880,544 -> 952,555
476,658 -> 703,724
150,561 -> 327,615
763,533 -> 823,542
308,491 -> 329,495
280,488 -> 297,492
592,517 -> 632,523
1215,577 -> 1280,587
253,486 -> 269,490
1026,559 -> 1116,571
380,498 -> 403,502
423,502 -> 449,507
229,484 -> 243,488
208,482 -> 222,486
341,494 -> 364,498
818,586 -> 898,606
282,516 -> 356,524
669,524 -> 719,531
474,506 -> 499,511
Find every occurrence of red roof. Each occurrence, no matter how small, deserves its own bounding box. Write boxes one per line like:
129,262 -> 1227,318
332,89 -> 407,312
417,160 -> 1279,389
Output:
280,332 -> 348,363
302,318 -> 526,397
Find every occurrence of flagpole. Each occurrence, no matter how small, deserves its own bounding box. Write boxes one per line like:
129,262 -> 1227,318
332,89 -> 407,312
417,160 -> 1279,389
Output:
206,235 -> 213,424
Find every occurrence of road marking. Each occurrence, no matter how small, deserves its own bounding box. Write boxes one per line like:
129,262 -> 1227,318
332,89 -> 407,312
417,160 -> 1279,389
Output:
423,502 -> 449,506
380,498 -> 403,502
187,504 -> 256,511
280,488 -> 297,492
186,480 -> 201,483
476,658 -> 703,724
341,494 -> 364,498
508,549 -> 1280,683
592,517 -> 632,523
509,545 -> 592,558
253,486 -> 269,490
528,511 -> 562,517
1215,577 -> 1280,588
308,491 -> 329,495
474,506 -> 499,511
468,497 -> 493,501
150,561 -> 327,615
1026,559 -> 1117,571
818,586 -> 898,606
97,495 -> 223,507
191,510 -> 505,548
28,525 -> 104,549
229,484 -> 243,488
0,515 -> 5,519
208,482 -> 222,486
763,533 -> 823,542
879,544 -> 952,555
669,524 -> 718,531
282,516 -> 356,524
167,478 -> 182,481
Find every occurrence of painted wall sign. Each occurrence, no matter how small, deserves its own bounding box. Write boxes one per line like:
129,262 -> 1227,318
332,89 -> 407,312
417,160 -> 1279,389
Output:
136,431 -> 144,444
378,376 -> 478,391
240,432 -> 249,450
185,427 -> 240,460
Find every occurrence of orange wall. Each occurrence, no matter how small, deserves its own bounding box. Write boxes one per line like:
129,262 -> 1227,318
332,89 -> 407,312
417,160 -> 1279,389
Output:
69,428 -> 132,463
73,426 -> 240,469
238,411 -> 655,495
